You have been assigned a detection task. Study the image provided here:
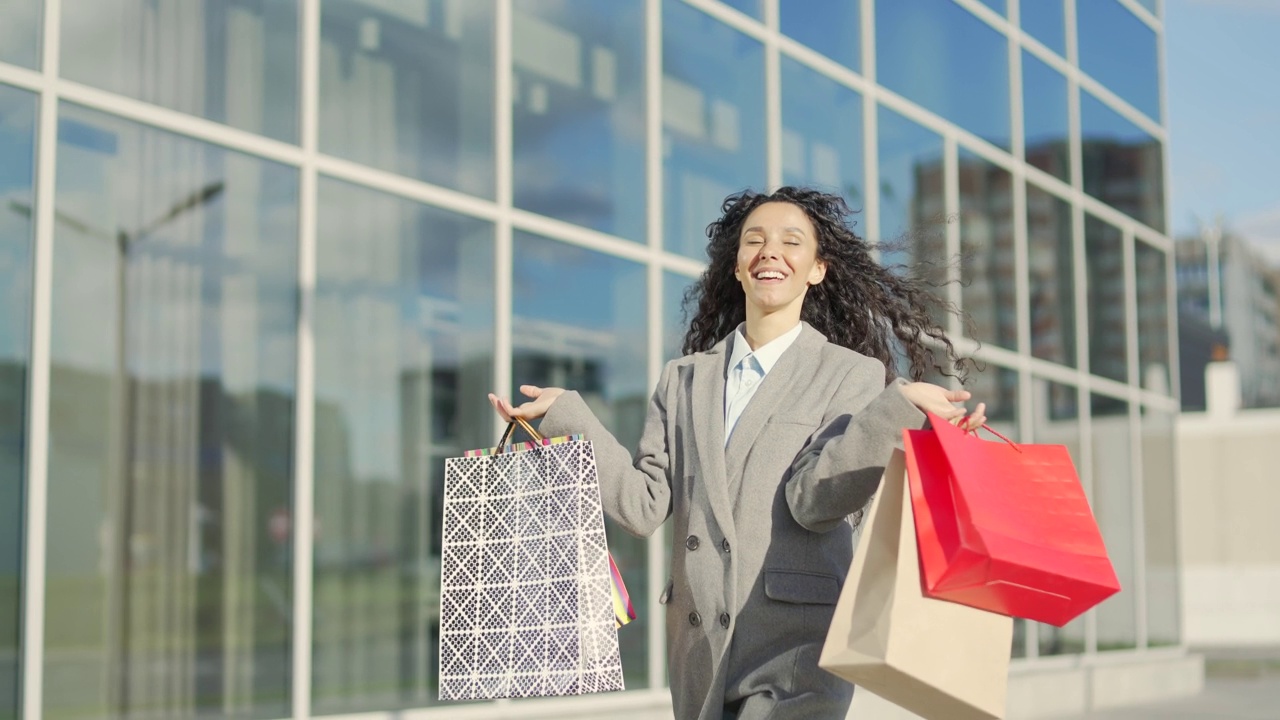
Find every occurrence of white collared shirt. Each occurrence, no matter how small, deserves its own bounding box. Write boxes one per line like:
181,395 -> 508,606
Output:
724,322 -> 804,446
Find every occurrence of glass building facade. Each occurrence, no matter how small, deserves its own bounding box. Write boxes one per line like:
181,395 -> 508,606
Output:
0,0 -> 1178,718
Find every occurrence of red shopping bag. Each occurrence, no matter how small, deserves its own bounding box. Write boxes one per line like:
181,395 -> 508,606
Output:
902,412 -> 1120,627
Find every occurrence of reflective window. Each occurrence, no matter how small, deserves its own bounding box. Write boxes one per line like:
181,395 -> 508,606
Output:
1085,215 -> 1128,383
1077,0 -> 1160,120
512,0 -> 645,240
1031,379 -> 1086,656
1141,406 -> 1180,648
720,0 -> 763,20
61,0 -> 298,142
312,179 -> 494,713
44,105 -> 298,718
1135,241 -> 1171,395
1020,0 -> 1065,56
958,151 -> 1016,351
0,84 -> 37,720
781,57 -> 864,201
0,0 -> 41,68
1023,51 -> 1070,182
665,271 -> 697,362
1136,0 -> 1158,15
780,0 -> 860,71
1091,394 -> 1137,652
877,0 -> 1010,149
663,0 -> 766,259
512,232 -> 650,687
320,0 -> 494,198
1081,91 -> 1165,232
1027,184 -> 1075,367
877,106 -> 944,271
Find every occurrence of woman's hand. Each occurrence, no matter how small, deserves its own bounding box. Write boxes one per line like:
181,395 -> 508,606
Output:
899,382 -> 986,431
488,385 -> 566,422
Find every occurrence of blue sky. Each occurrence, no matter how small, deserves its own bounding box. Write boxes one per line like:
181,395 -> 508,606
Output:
1166,0 -> 1280,257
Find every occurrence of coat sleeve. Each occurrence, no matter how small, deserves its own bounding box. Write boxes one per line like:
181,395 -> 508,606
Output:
536,361 -> 675,538
785,358 -> 926,533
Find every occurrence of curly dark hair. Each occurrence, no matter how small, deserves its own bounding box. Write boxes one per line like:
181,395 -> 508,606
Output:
681,186 -> 972,384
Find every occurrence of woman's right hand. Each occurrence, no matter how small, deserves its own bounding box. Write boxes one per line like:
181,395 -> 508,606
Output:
488,385 -> 566,422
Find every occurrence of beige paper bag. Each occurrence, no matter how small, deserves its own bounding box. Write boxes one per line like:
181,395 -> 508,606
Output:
819,450 -> 1013,720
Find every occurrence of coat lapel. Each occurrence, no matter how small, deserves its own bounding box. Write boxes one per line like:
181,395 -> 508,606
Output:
724,324 -> 826,485
690,337 -> 735,539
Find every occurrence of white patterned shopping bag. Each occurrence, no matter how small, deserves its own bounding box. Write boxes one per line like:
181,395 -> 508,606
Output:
437,417 -> 625,700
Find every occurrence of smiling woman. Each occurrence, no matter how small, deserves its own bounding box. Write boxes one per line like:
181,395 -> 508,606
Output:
489,186 -> 986,720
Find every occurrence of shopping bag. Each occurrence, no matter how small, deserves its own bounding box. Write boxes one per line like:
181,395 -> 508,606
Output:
903,412 -> 1121,627
437,417 -> 630,700
820,450 -> 1013,720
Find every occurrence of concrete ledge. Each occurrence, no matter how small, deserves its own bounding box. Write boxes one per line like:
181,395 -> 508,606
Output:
369,654 -> 1203,719
1089,654 -> 1205,710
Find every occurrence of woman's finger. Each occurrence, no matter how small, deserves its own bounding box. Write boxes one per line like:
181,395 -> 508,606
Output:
943,389 -> 972,403
519,384 -> 544,399
487,393 -> 514,422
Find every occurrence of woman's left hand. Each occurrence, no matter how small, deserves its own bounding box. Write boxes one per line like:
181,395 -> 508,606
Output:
899,382 -> 986,431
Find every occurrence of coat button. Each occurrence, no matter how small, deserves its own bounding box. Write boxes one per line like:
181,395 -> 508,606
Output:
719,612 -> 731,628
721,538 -> 731,553
689,612 -> 702,627
686,535 -> 700,551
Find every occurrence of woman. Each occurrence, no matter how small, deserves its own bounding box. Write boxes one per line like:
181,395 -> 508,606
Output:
489,187 -> 985,720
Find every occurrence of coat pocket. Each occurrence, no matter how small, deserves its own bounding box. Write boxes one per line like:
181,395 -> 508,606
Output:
658,577 -> 674,605
764,570 -> 840,605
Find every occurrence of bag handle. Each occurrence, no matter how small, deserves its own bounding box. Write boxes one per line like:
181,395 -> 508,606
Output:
495,415 -> 544,453
969,423 -> 1023,453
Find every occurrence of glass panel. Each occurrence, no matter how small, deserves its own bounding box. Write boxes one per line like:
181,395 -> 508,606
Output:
1022,52 -> 1070,182
779,0 -> 860,71
1135,242 -> 1171,396
320,0 -> 494,197
512,0 -> 645,240
663,0 -> 766,259
1085,215 -> 1128,383
61,0 -> 298,142
44,104 -> 298,719
1031,379 -> 1086,656
1141,406 -> 1179,647
1081,90 -> 1165,232
958,151 -> 1016,351
665,271 -> 697,362
1077,0 -> 1160,120
1020,0 -> 1065,56
876,106 -> 944,271
0,0 -> 41,68
720,0 -> 763,20
1136,0 -> 1158,15
312,179 -> 494,713
877,0 -> 1010,149
781,57 -> 864,201
0,84 -> 37,720
512,232 -> 649,687
1091,394 -> 1136,652
977,0 -> 1006,15
1026,183 -> 1075,367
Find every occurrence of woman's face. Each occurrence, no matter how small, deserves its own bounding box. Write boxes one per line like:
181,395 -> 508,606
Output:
734,201 -> 827,318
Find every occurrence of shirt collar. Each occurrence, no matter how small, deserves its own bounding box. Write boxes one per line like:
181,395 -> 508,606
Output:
727,321 -> 804,376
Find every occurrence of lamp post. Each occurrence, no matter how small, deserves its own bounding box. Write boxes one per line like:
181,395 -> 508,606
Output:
8,180 -> 224,713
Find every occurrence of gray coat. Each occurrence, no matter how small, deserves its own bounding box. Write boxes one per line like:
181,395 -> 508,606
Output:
539,323 -> 924,720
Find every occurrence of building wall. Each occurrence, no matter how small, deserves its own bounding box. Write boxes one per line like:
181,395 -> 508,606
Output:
0,1 -> 1186,719
1178,363 -> 1280,646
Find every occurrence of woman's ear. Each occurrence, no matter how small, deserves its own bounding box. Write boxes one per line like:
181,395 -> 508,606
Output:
808,259 -> 828,286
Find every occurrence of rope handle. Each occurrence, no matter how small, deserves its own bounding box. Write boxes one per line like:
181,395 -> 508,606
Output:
495,415 -> 544,453
968,423 -> 1022,453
